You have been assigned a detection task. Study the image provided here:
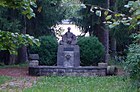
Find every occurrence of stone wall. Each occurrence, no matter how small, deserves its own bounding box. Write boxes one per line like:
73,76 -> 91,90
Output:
29,66 -> 107,76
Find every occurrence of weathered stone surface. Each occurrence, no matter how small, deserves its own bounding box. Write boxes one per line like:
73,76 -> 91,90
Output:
57,27 -> 80,67
28,28 -> 108,77
98,63 -> 108,68
59,27 -> 77,45
29,66 -> 107,76
57,45 -> 80,67
29,60 -> 39,67
107,66 -> 118,75
29,54 -> 39,60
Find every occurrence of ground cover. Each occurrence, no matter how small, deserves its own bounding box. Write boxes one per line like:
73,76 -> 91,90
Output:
0,76 -> 12,85
0,67 -> 138,92
24,76 -> 138,92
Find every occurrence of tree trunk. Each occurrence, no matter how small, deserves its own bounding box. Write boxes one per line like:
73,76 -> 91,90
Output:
0,50 -> 10,65
99,0 -> 110,63
110,0 -> 117,60
93,24 -> 109,63
17,16 -> 28,64
103,28 -> 109,63
17,46 -> 28,64
110,37 -> 116,59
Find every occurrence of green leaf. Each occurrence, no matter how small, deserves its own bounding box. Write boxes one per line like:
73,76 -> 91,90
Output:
128,1 -> 134,6
115,14 -> 121,17
109,24 -> 115,29
106,15 -> 112,20
135,10 -> 140,15
104,11 -> 108,16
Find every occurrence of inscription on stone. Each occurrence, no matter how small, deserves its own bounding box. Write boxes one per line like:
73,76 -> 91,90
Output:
64,48 -> 74,51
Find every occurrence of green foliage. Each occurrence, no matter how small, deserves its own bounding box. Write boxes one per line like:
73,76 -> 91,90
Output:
80,0 -> 106,6
27,0 -> 69,37
30,36 -> 58,65
106,0 -> 140,29
0,18 -> 21,32
125,44 -> 140,88
0,31 -> 40,54
61,0 -> 81,19
110,24 -> 132,53
0,63 -> 28,68
78,36 -> 104,66
73,5 -> 101,34
0,76 -> 12,85
0,7 -> 21,33
24,76 -> 138,92
0,0 -> 37,19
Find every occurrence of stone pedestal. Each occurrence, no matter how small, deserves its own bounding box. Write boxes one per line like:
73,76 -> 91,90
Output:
98,63 -> 108,68
29,60 -> 39,67
57,45 -> 80,67
29,54 -> 39,67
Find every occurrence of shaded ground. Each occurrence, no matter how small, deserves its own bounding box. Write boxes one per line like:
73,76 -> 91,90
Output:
0,67 -> 29,77
0,66 -> 125,91
0,67 -> 38,91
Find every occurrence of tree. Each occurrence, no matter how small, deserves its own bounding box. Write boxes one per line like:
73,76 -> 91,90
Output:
100,0 -> 140,88
0,0 -> 36,19
109,0 -> 130,59
0,0 -> 40,64
117,0 -> 140,88
72,0 -> 110,62
25,0 -> 72,37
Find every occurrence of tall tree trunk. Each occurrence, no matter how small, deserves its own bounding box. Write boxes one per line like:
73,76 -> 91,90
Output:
110,1 -> 117,60
103,27 -> 109,63
93,24 -> 109,63
17,16 -> 28,64
102,0 -> 110,63
110,37 -> 116,59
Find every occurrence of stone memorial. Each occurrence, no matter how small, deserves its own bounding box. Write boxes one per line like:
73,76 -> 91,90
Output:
29,27 -> 107,76
57,27 -> 80,67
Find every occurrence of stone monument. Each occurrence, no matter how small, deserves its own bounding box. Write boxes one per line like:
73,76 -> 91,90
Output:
57,27 -> 80,67
29,27 -> 107,76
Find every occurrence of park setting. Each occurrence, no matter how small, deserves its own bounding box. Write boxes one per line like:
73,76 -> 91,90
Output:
0,0 -> 140,92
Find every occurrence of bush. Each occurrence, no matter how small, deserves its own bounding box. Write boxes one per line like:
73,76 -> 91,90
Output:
77,36 -> 104,66
30,36 -> 58,65
125,44 -> 140,88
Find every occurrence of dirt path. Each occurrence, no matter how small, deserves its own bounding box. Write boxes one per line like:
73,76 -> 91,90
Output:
0,67 -> 38,91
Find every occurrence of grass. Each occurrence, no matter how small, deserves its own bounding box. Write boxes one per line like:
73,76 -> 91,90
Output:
23,76 -> 138,92
0,63 -> 28,69
0,76 -> 12,85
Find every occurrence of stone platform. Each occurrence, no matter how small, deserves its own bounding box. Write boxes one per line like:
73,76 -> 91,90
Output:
29,66 -> 107,76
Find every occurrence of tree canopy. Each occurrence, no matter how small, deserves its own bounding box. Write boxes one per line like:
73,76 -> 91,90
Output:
0,0 -> 36,19
0,0 -> 40,54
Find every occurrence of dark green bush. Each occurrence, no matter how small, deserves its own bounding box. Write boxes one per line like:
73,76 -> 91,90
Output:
125,44 -> 140,88
77,36 -> 105,66
30,36 -> 58,65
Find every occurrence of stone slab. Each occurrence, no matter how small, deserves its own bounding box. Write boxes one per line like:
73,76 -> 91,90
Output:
29,54 -> 39,60
57,45 -> 80,67
29,66 -> 107,76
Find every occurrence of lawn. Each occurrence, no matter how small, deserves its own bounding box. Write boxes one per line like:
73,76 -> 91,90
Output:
0,63 -> 28,69
0,76 -> 12,85
24,76 -> 138,92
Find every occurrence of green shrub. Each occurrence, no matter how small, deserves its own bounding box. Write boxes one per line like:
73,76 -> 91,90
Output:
77,36 -> 104,66
125,44 -> 140,88
30,36 -> 58,65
